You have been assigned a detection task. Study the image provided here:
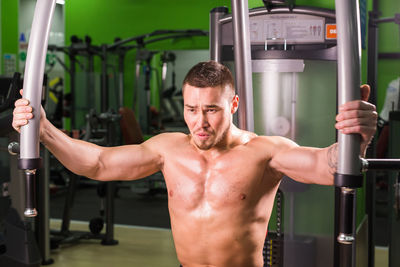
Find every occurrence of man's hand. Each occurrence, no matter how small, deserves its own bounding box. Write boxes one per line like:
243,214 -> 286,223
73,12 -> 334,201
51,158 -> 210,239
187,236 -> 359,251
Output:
335,84 -> 377,156
12,89 -> 47,135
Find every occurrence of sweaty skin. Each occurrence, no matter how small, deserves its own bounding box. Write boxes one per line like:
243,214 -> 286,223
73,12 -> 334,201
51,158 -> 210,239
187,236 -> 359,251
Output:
12,84 -> 377,267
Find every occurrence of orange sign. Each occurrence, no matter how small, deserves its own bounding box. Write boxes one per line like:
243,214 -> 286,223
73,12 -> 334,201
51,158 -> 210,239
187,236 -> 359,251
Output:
326,24 -> 337,39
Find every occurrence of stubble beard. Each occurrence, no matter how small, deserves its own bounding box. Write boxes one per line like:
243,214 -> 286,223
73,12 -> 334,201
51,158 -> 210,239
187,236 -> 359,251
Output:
193,125 -> 230,150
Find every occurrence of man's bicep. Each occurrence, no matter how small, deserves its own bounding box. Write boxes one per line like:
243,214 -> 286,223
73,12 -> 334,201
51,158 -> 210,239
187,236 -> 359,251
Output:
268,136 -> 299,174
270,143 -> 329,185
96,139 -> 163,181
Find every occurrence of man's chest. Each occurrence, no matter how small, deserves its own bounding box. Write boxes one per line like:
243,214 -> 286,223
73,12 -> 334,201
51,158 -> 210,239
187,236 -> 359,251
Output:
161,151 -> 275,209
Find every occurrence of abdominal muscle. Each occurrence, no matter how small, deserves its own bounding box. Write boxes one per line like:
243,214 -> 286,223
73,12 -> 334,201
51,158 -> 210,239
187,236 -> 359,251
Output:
168,192 -> 274,267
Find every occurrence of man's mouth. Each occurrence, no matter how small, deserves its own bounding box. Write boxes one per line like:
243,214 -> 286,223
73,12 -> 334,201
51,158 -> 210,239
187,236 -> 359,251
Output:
196,132 -> 211,140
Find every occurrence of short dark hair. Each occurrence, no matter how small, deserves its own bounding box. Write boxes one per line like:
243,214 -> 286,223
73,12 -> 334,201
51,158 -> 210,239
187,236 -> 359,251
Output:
183,61 -> 235,92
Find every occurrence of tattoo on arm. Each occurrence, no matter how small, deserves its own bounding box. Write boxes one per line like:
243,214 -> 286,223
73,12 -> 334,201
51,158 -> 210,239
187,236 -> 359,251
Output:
327,143 -> 338,175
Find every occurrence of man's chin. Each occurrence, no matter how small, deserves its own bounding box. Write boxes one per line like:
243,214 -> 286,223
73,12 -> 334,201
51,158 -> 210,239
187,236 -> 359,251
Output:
194,140 -> 213,150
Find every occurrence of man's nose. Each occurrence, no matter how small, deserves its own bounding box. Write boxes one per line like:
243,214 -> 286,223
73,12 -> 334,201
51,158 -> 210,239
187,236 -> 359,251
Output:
198,111 -> 209,127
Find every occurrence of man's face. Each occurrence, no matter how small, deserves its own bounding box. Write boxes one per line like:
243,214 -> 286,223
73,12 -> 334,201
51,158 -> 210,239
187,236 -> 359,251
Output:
183,84 -> 238,150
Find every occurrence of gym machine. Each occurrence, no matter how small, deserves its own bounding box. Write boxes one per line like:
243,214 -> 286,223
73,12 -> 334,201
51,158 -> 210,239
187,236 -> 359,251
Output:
48,34 -> 99,129
10,0 -> 120,263
108,29 -> 208,134
0,73 -> 43,267
212,0 -> 400,266
48,35 -> 122,249
367,1 -> 400,266
211,2 -> 337,266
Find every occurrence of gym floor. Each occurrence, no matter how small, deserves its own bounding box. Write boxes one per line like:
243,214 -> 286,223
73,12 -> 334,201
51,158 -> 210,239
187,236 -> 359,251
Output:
49,219 -> 179,267
48,220 -> 388,267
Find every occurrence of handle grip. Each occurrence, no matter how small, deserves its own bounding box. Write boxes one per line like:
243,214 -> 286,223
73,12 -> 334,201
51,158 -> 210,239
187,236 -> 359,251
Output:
24,170 -> 37,217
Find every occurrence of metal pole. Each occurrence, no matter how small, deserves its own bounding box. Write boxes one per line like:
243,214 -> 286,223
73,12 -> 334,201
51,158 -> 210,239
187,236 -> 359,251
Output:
19,0 -> 57,217
334,0 -> 363,266
101,44 -> 108,113
231,0 -> 254,131
210,7 -> 228,62
118,53 -> 125,107
366,3 -> 379,266
69,52 -> 76,129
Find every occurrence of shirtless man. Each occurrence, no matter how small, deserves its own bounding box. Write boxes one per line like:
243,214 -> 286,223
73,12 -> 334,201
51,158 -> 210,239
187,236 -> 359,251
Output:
12,61 -> 377,267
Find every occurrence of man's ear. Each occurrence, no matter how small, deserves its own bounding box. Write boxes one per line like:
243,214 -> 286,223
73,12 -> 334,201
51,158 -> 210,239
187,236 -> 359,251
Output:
231,95 -> 239,114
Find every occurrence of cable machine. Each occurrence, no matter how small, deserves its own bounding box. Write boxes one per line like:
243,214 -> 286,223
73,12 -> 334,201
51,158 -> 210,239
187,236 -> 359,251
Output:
211,0 -> 400,266
367,1 -> 400,266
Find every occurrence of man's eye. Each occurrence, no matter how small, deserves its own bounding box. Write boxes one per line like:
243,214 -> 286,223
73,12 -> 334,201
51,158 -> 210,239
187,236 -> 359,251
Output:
207,109 -> 216,113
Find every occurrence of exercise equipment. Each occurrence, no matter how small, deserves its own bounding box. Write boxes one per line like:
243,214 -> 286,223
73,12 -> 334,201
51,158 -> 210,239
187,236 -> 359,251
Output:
212,0 -> 400,266
47,36 -> 121,248
109,29 -> 208,134
367,2 -> 400,266
0,74 -> 44,266
48,34 -> 99,130
19,0 -> 56,218
211,2 -> 337,266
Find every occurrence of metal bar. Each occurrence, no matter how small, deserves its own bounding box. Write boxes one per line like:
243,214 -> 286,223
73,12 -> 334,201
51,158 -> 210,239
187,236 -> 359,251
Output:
118,53 -> 125,107
219,6 -> 337,24
231,0 -> 254,131
100,45 -> 108,112
366,4 -> 380,266
334,0 -> 363,266
70,54 -> 76,129
210,7 -> 228,62
19,0 -> 56,218
374,17 -> 396,24
335,0 -> 362,176
379,52 -> 400,59
102,182 -> 118,245
142,32 -> 208,47
108,29 -> 207,50
364,159 -> 400,170
20,0 -> 56,160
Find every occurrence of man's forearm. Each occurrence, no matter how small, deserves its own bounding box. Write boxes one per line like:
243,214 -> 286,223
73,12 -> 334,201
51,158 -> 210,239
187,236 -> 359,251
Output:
40,119 -> 102,179
326,140 -> 369,177
326,143 -> 338,176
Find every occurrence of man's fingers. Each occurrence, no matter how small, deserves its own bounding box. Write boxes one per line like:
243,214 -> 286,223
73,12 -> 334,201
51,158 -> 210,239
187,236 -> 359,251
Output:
12,119 -> 28,133
336,109 -> 378,121
339,100 -> 376,112
13,111 -> 33,121
13,104 -> 32,113
337,125 -> 376,137
360,84 -> 370,102
335,117 -> 376,129
20,89 -> 23,96
15,98 -> 30,107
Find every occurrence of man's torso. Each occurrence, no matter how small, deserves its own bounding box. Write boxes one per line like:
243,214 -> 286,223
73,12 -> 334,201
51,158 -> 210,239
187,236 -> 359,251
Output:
157,132 -> 282,267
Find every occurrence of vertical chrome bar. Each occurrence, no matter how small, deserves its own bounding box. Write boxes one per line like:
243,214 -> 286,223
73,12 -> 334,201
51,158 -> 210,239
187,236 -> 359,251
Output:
20,0 -> 56,160
335,0 -> 362,175
334,0 -> 363,266
231,0 -> 254,131
291,72 -> 297,141
210,7 -> 228,62
19,0 -> 56,218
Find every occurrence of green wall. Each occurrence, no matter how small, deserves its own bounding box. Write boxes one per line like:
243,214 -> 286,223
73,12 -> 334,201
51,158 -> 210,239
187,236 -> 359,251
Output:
64,0 -> 235,110
1,0 -> 19,75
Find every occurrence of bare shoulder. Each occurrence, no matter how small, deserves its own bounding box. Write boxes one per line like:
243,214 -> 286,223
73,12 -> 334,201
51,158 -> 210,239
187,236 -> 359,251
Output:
142,132 -> 189,150
247,135 -> 298,152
